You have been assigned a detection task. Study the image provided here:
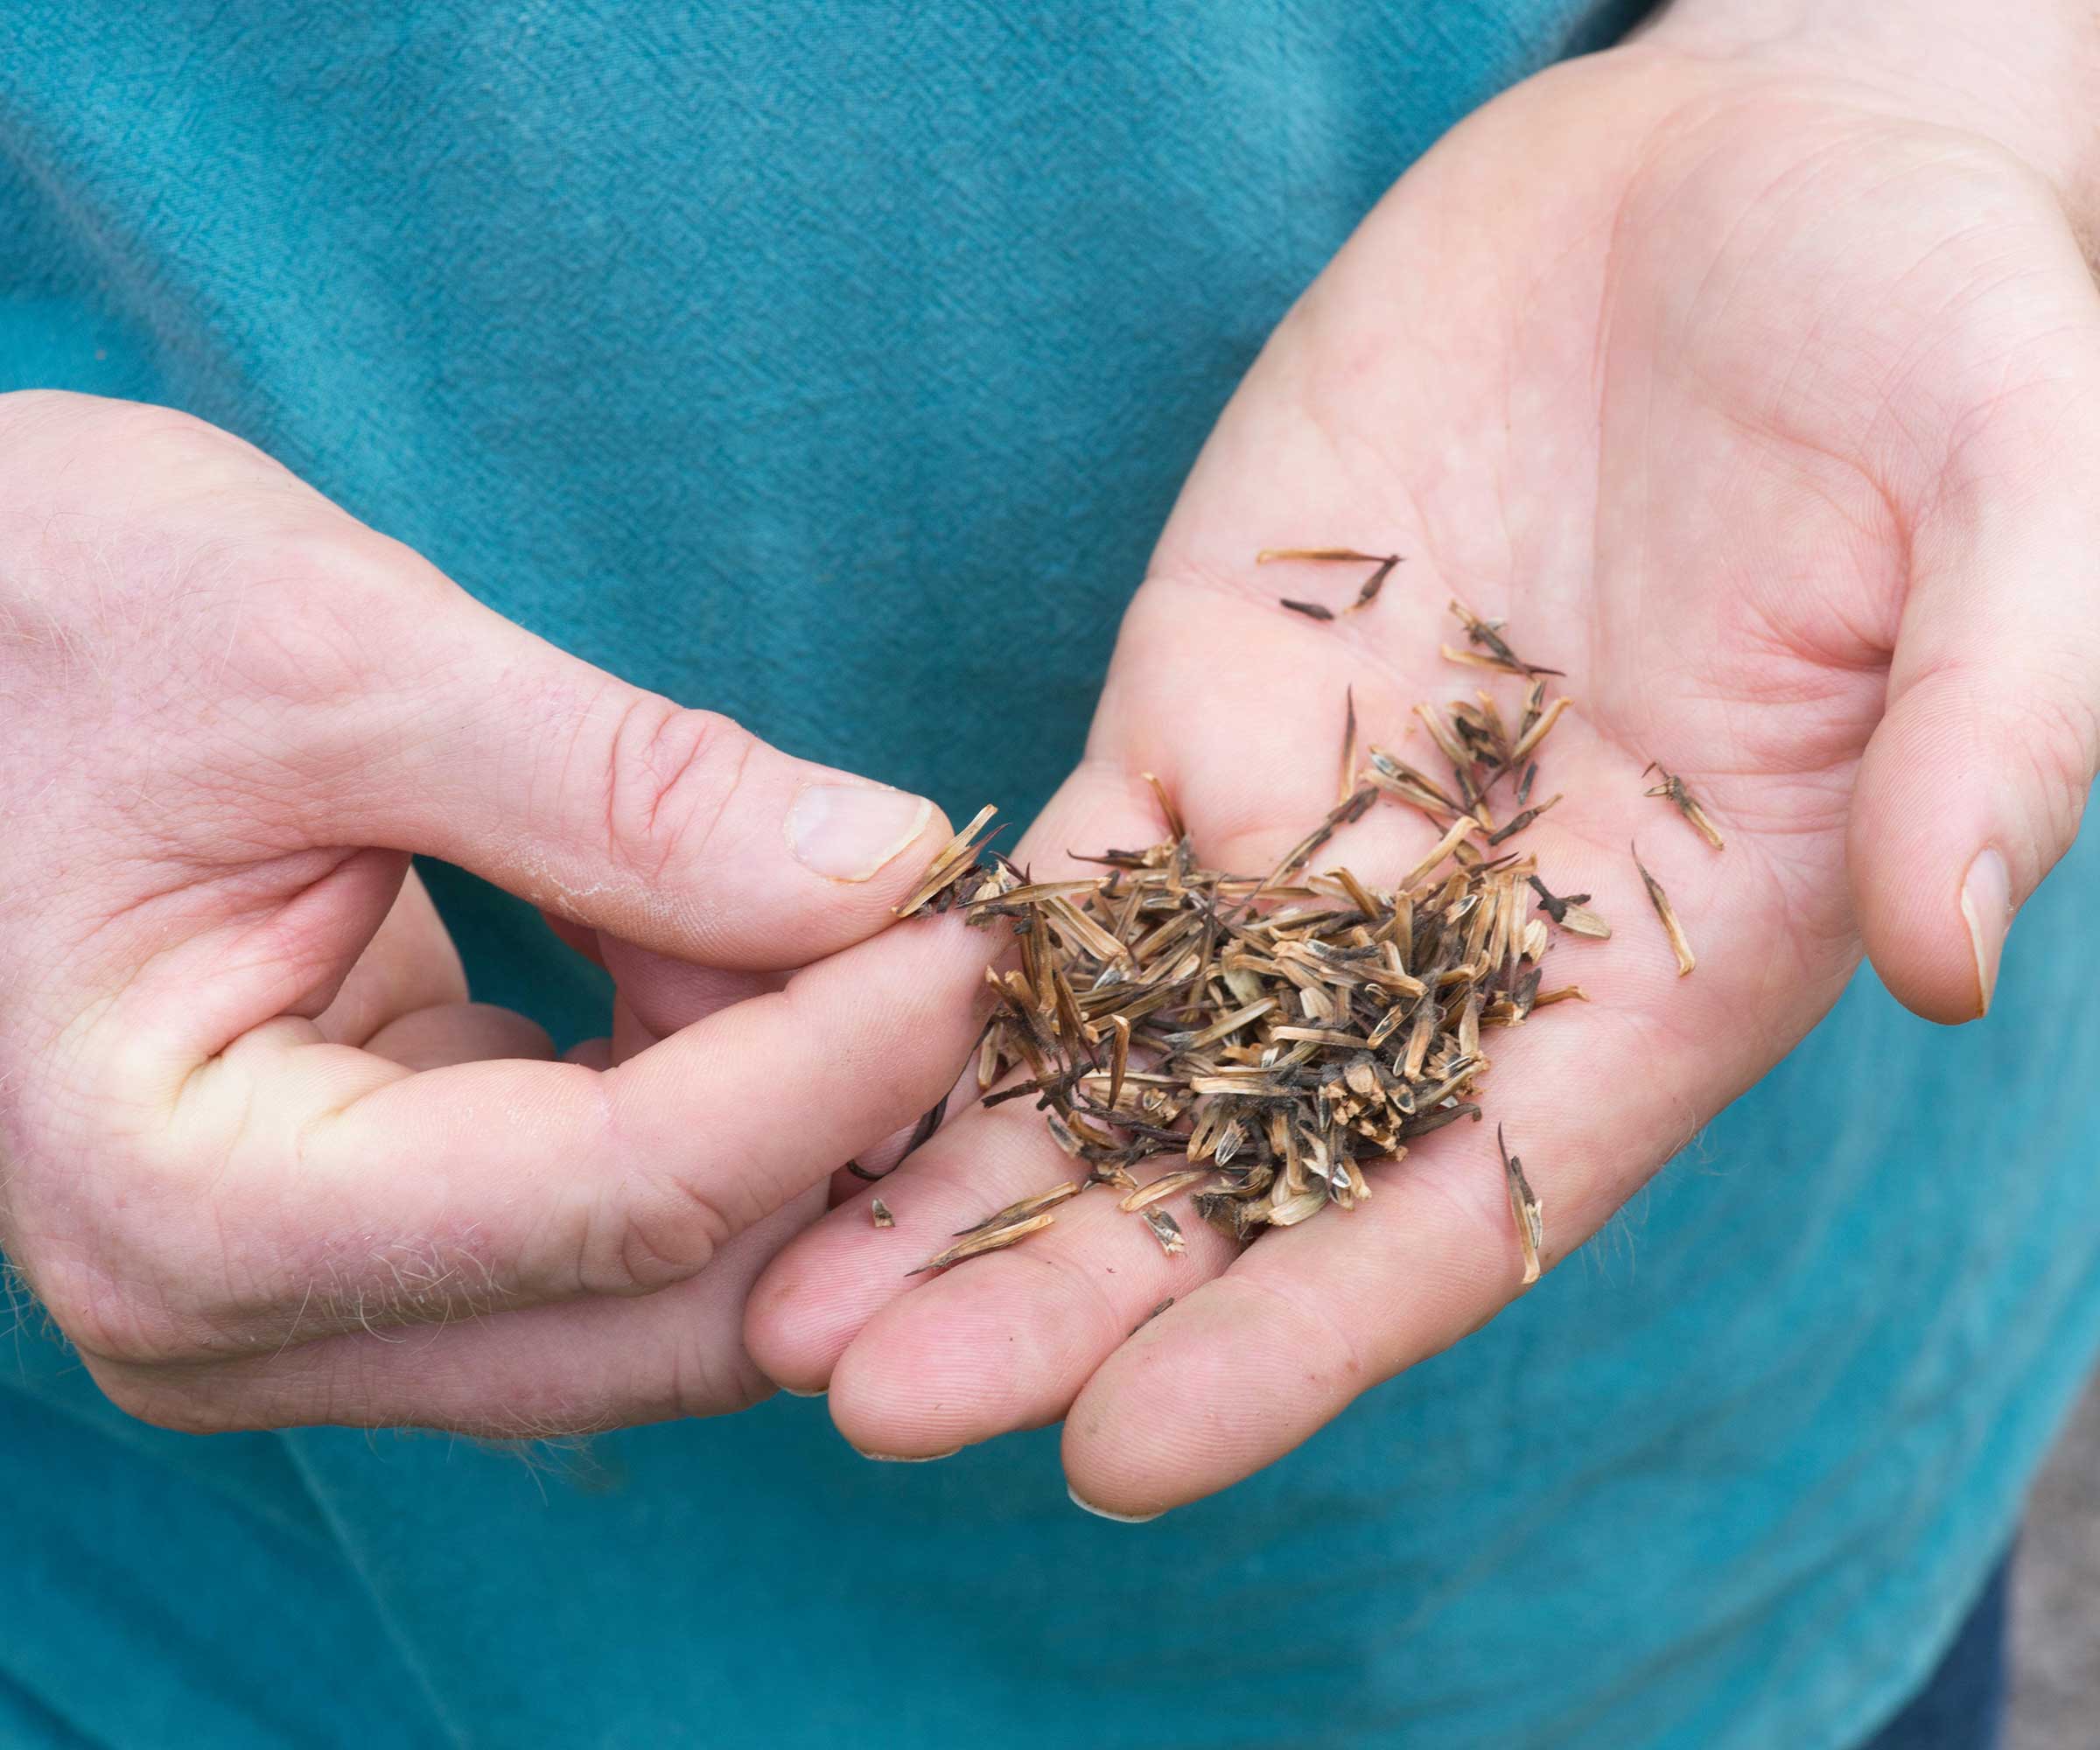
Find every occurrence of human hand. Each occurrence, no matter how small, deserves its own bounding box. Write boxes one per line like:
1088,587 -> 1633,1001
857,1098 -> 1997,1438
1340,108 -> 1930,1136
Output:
745,5 -> 2100,1512
0,390 -> 990,1436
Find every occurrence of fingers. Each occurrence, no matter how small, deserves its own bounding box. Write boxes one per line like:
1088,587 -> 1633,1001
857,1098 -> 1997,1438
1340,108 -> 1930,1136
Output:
596,936 -> 773,1040
1058,999 -> 1682,1517
746,770 -> 1166,1395
1850,239 -> 2100,1022
747,1084 -> 1117,1404
752,751 -> 1764,1503
738,748 -> 1423,1429
312,867 -> 468,1046
86,1182 -> 830,1437
362,1002 -> 556,1071
826,1143 -> 1241,1460
319,578 -> 954,971
0,395 -> 984,1425
289,910 -> 988,1316
68,908 -> 994,1362
1059,1141 -> 1556,1517
2,393 -> 954,992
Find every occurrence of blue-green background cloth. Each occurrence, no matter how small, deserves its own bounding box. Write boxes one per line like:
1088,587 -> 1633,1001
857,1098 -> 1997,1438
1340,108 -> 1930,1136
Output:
3,4 -> 2093,1746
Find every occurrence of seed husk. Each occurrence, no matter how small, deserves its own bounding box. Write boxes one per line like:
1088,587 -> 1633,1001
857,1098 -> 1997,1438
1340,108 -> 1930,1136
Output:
871,1198 -> 895,1229
1633,844 -> 1697,976
1528,874 -> 1611,940
1346,555 -> 1403,612
1506,696 -> 1572,766
1338,686 -> 1360,808
1396,817 -> 1478,891
1257,546 -> 1395,564
881,550 -> 1698,1277
1142,770 -> 1188,844
909,1210 -> 1060,1274
1120,1168 -> 1211,1213
893,803 -> 1002,916
1142,1208 -> 1187,1256
1257,547 -> 1404,619
952,1181 -> 1082,1238
1643,762 -> 1726,850
1447,597 -> 1565,678
1487,793 -> 1562,846
1499,1124 -> 1544,1286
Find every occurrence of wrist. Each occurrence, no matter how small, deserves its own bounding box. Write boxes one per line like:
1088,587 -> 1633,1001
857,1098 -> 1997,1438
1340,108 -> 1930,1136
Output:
1639,0 -> 2100,231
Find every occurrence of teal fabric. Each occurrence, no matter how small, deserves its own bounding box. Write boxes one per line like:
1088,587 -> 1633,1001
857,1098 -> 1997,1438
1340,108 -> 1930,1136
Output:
2,4 -> 2091,1746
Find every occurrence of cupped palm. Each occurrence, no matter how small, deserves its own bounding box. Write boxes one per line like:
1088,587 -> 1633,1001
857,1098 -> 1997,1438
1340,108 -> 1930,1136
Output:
746,44 -> 2100,1513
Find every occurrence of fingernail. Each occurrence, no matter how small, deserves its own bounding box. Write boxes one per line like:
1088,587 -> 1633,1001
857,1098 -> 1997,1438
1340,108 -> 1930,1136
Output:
780,1385 -> 826,1399
850,1444 -> 959,1463
1067,1482 -> 1164,1523
1959,847 -> 2010,1018
788,786 -> 934,882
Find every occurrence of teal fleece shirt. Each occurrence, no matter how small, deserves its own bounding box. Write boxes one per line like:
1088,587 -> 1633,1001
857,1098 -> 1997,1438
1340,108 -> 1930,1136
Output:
4,4 -> 2095,1746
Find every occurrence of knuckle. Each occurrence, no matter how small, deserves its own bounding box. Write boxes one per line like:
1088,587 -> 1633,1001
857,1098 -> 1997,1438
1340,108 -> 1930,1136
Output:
18,1180 -> 244,1371
601,697 -> 756,883
661,1327 -> 775,1420
38,1258 -> 201,1369
651,1311 -> 777,1420
581,1170 -> 739,1297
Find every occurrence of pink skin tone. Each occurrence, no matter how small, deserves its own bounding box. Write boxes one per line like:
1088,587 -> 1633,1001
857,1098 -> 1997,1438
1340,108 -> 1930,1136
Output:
740,5 -> 2100,1516
5,0 -> 2098,1519
0,393 -> 996,1436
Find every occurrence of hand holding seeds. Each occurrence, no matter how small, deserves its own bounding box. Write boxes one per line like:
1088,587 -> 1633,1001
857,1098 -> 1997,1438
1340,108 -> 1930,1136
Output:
745,43 -> 2100,1514
0,392 -> 991,1436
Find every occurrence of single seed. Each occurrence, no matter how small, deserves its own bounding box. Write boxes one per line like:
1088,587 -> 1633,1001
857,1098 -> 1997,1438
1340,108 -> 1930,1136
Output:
1642,762 -> 1726,850
1142,1208 -> 1187,1256
1633,843 -> 1697,976
1499,1124 -> 1544,1286
907,1211 -> 1059,1275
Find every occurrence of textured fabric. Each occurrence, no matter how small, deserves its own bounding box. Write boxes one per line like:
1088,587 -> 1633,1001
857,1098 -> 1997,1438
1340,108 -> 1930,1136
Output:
1,3 -> 2090,1746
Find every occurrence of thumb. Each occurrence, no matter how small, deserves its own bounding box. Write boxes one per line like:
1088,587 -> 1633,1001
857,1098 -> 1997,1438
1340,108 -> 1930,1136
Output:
302,542 -> 955,971
1849,338 -> 2100,1022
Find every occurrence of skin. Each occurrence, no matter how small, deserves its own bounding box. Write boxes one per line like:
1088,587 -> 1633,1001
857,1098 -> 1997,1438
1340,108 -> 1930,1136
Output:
742,4 -> 2100,1515
7,0 -> 2096,1517
0,392 -> 997,1436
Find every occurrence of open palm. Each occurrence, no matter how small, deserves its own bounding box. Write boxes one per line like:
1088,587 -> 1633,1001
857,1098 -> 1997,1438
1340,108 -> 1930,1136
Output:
746,43 -> 2100,1515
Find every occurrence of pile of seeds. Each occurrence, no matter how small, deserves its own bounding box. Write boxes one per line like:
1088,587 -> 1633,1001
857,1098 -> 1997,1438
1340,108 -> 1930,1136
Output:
888,552 -> 1720,1284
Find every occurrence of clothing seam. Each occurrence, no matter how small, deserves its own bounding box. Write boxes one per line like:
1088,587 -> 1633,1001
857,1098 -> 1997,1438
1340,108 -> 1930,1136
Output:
275,1438 -> 473,1750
